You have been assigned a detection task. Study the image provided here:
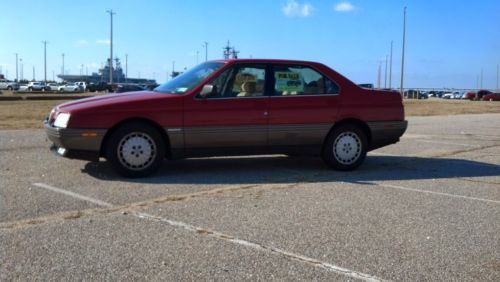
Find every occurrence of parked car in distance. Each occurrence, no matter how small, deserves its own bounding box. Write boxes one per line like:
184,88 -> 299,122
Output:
76,81 -> 87,92
453,91 -> 464,99
442,92 -> 454,99
481,92 -> 500,101
404,89 -> 427,99
476,90 -> 493,100
28,81 -> 49,91
44,59 -> 407,177
463,91 -> 476,100
113,83 -> 146,93
87,82 -> 112,92
47,83 -> 59,91
58,83 -> 83,92
0,79 -> 20,90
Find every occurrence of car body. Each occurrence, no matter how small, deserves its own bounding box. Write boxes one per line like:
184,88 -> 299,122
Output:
47,83 -> 59,91
442,92 -> 454,99
87,82 -> 112,92
76,81 -> 87,91
58,83 -> 83,92
28,81 -> 49,91
44,59 -> 407,177
481,93 -> 500,101
476,90 -> 493,100
463,91 -> 476,100
0,79 -> 20,90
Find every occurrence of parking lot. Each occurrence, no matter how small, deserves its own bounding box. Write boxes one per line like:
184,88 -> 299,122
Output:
1,113 -> 499,281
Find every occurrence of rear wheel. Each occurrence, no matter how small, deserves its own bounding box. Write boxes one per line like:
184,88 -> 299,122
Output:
322,124 -> 367,170
106,122 -> 165,177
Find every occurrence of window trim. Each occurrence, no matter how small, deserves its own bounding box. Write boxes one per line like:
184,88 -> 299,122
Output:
194,63 -> 269,100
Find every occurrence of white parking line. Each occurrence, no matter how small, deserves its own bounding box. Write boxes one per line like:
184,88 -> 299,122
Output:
416,139 -> 480,147
32,183 -> 113,207
375,183 -> 500,204
31,182 -> 387,282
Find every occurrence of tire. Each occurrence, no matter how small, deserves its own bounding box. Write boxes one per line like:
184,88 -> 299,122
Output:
28,87 -> 33,92
7,86 -> 12,90
106,122 -> 165,177
322,124 -> 367,171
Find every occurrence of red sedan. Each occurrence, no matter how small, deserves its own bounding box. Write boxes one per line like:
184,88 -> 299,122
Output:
45,59 -> 407,177
482,92 -> 500,101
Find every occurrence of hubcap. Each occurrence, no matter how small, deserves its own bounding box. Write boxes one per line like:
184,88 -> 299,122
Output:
333,131 -> 361,165
117,132 -> 156,170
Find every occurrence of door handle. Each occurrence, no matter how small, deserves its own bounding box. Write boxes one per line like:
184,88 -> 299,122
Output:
263,111 -> 268,116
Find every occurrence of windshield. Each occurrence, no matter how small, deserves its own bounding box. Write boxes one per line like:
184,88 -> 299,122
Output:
154,62 -> 225,94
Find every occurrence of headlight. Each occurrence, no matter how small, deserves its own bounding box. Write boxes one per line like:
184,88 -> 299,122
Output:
54,112 -> 70,128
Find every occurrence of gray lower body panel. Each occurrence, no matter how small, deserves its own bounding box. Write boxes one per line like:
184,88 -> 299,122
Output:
367,120 -> 408,150
44,122 -> 107,161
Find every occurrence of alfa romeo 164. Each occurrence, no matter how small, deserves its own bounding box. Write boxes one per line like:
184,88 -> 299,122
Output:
45,59 -> 407,177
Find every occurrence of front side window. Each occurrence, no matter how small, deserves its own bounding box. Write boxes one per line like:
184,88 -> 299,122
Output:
273,65 -> 339,96
202,65 -> 266,98
155,62 -> 224,94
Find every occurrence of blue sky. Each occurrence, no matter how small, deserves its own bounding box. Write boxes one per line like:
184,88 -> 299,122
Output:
0,0 -> 499,89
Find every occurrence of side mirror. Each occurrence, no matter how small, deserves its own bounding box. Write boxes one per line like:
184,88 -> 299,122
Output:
199,84 -> 216,98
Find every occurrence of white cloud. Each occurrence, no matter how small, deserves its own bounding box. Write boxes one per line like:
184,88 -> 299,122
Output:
334,1 -> 355,12
282,0 -> 313,17
96,39 -> 111,45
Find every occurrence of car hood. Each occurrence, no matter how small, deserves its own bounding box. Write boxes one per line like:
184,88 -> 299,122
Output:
56,91 -> 179,113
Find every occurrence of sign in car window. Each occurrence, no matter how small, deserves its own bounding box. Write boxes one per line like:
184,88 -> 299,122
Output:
275,71 -> 304,92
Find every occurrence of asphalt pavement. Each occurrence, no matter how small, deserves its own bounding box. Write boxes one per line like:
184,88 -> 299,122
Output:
1,113 -> 499,281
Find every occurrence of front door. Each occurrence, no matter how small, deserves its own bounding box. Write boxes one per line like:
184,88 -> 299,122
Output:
183,64 -> 269,150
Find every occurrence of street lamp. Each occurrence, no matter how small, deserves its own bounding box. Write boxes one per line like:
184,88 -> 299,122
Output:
400,7 -> 407,96
203,41 -> 208,61
42,41 -> 48,82
106,10 -> 116,84
61,53 -> 65,75
14,53 -> 18,82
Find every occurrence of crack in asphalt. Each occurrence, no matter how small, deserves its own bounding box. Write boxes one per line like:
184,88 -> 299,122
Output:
0,182 -> 303,230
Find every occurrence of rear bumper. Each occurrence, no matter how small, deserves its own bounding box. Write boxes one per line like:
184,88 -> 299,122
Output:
44,121 -> 107,161
367,120 -> 408,150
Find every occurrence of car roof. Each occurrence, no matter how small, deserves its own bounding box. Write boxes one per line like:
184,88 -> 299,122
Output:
210,58 -> 323,65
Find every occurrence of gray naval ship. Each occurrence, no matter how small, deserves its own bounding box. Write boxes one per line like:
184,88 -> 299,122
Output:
58,57 -> 156,86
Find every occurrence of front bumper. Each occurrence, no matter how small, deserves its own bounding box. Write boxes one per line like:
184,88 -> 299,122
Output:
44,121 -> 107,161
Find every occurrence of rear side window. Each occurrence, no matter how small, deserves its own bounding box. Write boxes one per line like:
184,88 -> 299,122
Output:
273,65 -> 339,96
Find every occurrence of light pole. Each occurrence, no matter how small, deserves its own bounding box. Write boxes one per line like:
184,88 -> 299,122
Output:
15,53 -> 18,82
42,41 -> 48,82
196,50 -> 199,64
61,53 -> 65,75
497,64 -> 499,90
125,53 -> 128,83
203,41 -> 208,61
389,40 -> 393,89
106,10 -> 116,84
20,58 -> 23,81
480,68 -> 483,89
400,7 -> 407,96
384,55 -> 388,88
377,61 -> 382,88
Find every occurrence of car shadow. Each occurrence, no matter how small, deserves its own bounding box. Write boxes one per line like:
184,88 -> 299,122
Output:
81,155 -> 500,185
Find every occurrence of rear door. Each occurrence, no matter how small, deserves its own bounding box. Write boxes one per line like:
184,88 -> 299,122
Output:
183,64 -> 269,149
268,64 -> 341,147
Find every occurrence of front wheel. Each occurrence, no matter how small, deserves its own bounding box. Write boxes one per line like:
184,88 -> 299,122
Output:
106,122 -> 165,178
322,124 -> 367,171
